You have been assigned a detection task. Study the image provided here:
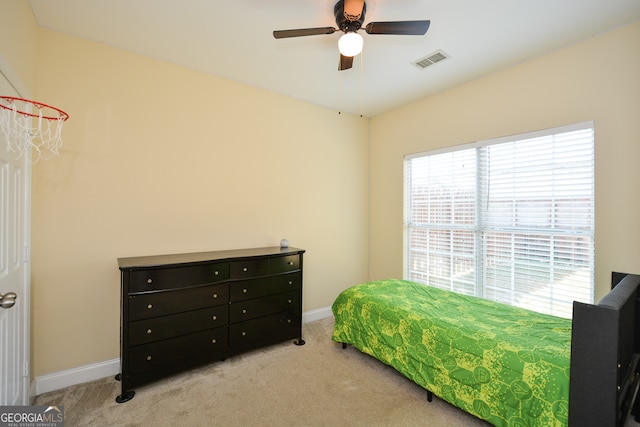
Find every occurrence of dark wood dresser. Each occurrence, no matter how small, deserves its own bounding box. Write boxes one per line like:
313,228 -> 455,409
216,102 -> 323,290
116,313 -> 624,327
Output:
116,246 -> 305,402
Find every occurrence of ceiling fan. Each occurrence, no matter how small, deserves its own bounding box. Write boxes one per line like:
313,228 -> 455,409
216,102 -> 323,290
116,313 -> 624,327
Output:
273,0 -> 430,71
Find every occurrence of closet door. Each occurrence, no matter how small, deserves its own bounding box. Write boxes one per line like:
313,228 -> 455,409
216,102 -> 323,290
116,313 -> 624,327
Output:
0,68 -> 31,406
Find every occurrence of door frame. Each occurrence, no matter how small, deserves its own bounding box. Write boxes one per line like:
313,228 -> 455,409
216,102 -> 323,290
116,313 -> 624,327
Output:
0,53 -> 32,405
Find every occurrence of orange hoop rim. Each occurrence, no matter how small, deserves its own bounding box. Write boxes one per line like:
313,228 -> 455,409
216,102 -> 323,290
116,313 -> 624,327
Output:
0,96 -> 69,121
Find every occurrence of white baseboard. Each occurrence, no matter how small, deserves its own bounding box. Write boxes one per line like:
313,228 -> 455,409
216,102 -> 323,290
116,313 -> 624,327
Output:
302,306 -> 333,323
34,307 -> 333,396
35,358 -> 120,396
29,379 -> 37,404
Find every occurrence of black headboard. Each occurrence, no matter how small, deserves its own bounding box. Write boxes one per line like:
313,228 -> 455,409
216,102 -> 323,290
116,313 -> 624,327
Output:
611,272 -> 640,357
569,272 -> 640,427
612,271 -> 629,287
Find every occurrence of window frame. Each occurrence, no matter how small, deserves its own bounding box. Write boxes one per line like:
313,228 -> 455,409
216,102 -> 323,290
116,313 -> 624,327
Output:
403,121 -> 595,317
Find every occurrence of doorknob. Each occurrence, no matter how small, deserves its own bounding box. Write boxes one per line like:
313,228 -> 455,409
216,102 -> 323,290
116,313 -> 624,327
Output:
0,292 -> 17,309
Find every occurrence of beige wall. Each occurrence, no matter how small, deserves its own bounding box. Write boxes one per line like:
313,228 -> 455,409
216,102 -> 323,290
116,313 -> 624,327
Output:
369,21 -> 640,303
0,1 -> 38,94
29,30 -> 369,375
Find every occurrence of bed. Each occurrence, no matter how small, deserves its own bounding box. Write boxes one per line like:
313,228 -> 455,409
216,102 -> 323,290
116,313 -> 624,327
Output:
331,274 -> 640,427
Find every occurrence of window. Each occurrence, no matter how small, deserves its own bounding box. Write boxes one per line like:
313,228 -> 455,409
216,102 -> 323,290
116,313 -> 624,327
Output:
404,122 -> 594,318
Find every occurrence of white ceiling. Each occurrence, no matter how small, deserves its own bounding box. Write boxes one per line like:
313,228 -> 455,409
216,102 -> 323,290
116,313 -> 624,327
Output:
28,0 -> 640,117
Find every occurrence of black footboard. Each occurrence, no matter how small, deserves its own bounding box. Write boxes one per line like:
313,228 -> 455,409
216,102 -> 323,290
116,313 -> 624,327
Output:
569,273 -> 640,427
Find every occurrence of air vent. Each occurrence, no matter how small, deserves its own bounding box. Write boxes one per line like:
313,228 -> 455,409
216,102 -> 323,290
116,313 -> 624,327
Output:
412,50 -> 449,69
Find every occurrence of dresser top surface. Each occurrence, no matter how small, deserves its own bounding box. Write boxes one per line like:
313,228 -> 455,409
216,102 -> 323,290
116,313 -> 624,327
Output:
118,246 -> 305,270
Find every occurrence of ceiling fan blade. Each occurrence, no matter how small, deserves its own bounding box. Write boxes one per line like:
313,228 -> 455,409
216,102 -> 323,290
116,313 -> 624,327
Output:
338,54 -> 353,71
273,27 -> 337,39
364,20 -> 431,36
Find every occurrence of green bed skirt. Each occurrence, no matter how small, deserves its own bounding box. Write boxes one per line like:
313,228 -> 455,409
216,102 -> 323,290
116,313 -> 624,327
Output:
331,279 -> 572,427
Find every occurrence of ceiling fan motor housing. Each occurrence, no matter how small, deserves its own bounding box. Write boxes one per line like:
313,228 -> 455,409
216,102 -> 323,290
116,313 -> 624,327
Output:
334,0 -> 366,33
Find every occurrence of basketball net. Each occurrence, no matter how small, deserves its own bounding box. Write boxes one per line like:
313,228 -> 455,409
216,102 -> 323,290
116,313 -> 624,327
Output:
0,96 -> 69,163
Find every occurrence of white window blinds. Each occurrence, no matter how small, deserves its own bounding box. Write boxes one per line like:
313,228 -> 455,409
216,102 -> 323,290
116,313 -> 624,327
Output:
404,122 -> 594,318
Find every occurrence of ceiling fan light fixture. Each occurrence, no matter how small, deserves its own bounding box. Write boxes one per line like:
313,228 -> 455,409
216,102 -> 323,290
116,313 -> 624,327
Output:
338,32 -> 363,57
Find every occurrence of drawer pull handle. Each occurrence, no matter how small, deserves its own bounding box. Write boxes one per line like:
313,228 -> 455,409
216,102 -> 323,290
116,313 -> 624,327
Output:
146,355 -> 152,361
212,315 -> 217,321
243,288 -> 248,293
147,304 -> 153,309
242,332 -> 246,336
147,278 -> 153,284
288,281 -> 293,285
242,309 -> 247,314
214,271 -> 219,276
288,299 -> 292,304
287,319 -> 292,324
213,293 -> 218,299
243,267 -> 248,272
146,329 -> 152,334
288,261 -> 294,266
211,339 -> 217,344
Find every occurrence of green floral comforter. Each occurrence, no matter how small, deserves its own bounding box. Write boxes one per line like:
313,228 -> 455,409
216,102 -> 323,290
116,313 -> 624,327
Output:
331,279 -> 571,427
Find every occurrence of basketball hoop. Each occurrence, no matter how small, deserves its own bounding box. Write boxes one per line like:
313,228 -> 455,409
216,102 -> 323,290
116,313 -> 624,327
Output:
0,96 -> 69,163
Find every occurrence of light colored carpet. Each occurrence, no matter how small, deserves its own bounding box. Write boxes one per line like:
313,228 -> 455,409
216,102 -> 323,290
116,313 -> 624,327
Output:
34,317 -> 493,426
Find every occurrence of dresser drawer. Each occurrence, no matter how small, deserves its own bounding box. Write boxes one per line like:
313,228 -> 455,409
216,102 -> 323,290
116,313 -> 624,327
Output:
230,291 -> 299,323
270,255 -> 300,274
229,311 -> 300,349
129,305 -> 229,346
229,272 -> 301,302
128,283 -> 229,321
230,258 -> 269,279
129,262 -> 229,293
128,328 -> 228,375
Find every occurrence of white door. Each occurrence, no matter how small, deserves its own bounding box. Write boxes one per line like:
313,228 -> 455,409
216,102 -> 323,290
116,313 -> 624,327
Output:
0,70 -> 31,406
